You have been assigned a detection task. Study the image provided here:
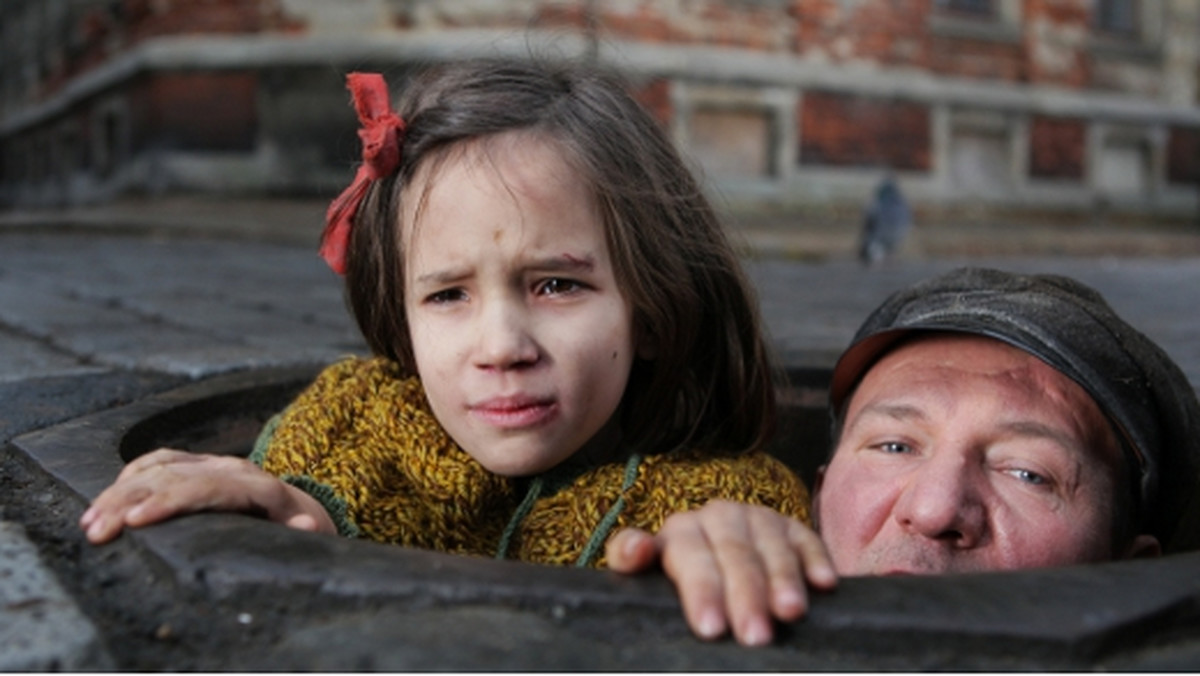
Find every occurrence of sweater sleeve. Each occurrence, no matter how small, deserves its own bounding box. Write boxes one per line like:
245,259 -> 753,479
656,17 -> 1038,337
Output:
515,448 -> 812,568
250,412 -> 359,538
251,357 -> 515,553
607,449 -> 812,548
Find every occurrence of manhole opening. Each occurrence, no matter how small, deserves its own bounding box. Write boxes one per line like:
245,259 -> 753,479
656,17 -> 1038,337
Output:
117,365 -> 835,488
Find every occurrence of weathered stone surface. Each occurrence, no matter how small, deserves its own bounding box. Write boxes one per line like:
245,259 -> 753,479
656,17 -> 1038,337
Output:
4,226 -> 1200,670
0,370 -> 184,444
10,365 -> 1200,671
0,233 -> 366,378
0,327 -> 99,383
0,521 -> 114,671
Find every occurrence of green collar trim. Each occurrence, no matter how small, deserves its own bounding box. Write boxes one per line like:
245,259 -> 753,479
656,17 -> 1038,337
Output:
494,453 -> 643,567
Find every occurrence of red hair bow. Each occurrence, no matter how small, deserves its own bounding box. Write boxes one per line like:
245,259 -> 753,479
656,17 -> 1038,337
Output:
320,72 -> 407,275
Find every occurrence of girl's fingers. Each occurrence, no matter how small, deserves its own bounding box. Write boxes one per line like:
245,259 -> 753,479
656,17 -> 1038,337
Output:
115,447 -> 199,479
82,453 -> 266,543
285,513 -> 321,532
604,528 -> 660,573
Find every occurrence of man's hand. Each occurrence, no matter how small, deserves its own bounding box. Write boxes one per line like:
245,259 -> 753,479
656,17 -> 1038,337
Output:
79,448 -> 337,543
606,500 -> 836,646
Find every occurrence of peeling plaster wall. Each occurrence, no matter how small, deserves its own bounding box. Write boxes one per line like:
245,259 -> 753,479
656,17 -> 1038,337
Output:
1,0 -> 1197,224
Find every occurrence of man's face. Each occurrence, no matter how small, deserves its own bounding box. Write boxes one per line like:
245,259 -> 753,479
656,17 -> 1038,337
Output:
815,334 -> 1129,576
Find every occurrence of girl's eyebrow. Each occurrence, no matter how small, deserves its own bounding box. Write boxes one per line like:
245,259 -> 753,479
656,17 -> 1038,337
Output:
532,252 -> 595,272
412,253 -> 596,287
414,267 -> 471,287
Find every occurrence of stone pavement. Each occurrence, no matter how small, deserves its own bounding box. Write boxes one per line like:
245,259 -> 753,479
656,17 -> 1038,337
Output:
3,199 -> 1200,670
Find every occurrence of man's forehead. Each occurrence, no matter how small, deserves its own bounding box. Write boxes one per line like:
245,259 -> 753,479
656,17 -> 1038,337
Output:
847,332 -> 1123,466
866,333 -> 1058,387
864,333 -> 1099,410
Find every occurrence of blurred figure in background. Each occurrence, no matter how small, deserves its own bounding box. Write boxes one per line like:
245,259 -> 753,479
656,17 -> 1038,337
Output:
859,174 -> 912,265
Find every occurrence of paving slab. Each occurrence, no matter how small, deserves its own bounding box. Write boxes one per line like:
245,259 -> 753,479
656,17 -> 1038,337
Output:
3,215 -> 1200,670
0,233 -> 365,378
0,327 -> 101,382
0,370 -> 185,445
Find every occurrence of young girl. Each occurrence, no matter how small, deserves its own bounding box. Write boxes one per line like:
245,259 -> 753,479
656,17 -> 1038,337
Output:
80,58 -> 810,567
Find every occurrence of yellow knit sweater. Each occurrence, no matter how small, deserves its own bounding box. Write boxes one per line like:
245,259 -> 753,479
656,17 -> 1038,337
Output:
252,357 -> 811,567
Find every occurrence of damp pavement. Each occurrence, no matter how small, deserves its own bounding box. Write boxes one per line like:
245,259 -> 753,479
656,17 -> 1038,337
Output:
3,198 -> 1200,670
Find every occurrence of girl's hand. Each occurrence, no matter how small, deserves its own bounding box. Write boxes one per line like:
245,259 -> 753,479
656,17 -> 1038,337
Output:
606,500 -> 837,647
79,448 -> 337,544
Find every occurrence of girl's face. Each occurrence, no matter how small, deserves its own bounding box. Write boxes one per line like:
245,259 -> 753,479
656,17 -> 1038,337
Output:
402,132 -> 640,476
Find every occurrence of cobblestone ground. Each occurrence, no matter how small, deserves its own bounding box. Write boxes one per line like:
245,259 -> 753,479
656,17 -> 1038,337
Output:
3,230 -> 1198,387
3,206 -> 1200,669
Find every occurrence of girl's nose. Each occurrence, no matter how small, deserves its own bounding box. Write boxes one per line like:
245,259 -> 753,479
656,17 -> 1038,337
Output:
472,300 -> 539,370
892,451 -> 986,548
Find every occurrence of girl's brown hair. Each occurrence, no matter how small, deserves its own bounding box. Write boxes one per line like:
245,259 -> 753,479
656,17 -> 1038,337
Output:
345,57 -> 776,457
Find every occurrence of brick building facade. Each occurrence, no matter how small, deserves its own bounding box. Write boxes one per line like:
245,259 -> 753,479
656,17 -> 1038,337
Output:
1,0 -> 1198,227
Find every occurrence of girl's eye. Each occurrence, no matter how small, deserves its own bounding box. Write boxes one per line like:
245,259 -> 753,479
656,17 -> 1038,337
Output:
425,288 -> 466,304
536,278 -> 583,296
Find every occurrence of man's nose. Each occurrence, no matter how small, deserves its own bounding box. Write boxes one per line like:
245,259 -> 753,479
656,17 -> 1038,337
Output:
472,298 -> 539,370
892,451 -> 986,547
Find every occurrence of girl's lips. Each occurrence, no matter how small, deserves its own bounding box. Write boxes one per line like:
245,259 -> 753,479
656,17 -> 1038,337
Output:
469,396 -> 557,429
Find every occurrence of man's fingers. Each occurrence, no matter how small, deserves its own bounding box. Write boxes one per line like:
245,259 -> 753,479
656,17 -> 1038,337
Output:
697,502 -> 839,646
788,520 -> 838,590
744,507 -> 809,622
704,504 -> 777,646
658,514 -> 730,641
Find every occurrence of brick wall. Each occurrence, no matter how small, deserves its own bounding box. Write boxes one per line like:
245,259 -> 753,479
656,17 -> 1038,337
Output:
54,0 -> 299,85
799,91 -> 931,171
1029,115 -> 1086,180
132,71 -> 258,152
1024,0 -> 1091,88
1168,126 -> 1200,185
2,0 -> 1197,215
630,78 -> 673,129
792,0 -> 929,68
123,0 -> 299,42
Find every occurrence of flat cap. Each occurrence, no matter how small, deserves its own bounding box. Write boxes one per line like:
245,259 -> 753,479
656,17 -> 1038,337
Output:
830,267 -> 1200,552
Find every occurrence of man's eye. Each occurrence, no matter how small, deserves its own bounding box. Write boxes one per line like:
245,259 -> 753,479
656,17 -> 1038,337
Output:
878,441 -> 912,454
536,278 -> 582,296
1008,468 -> 1048,486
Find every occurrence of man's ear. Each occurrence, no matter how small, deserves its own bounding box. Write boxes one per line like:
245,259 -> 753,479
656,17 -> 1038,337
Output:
811,464 -> 828,531
1123,534 -> 1161,559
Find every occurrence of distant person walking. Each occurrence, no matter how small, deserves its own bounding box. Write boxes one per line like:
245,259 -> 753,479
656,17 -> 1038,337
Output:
858,175 -> 911,265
